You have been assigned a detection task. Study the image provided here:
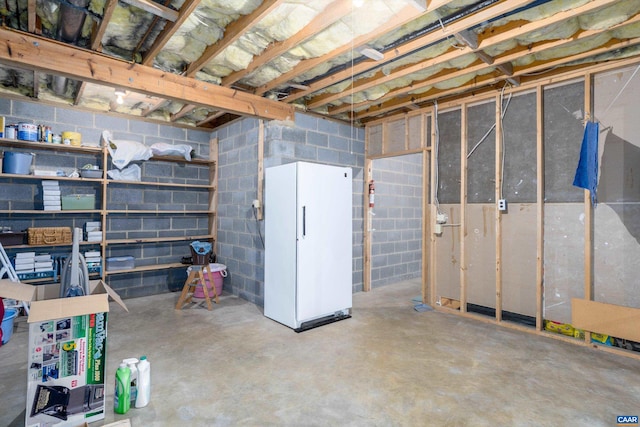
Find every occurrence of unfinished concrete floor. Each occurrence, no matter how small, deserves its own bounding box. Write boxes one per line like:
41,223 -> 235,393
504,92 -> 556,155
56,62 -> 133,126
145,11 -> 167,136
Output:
2,279 -> 640,426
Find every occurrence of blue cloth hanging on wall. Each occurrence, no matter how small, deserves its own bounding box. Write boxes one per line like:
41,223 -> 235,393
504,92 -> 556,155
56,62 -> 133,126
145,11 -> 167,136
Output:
573,121 -> 599,205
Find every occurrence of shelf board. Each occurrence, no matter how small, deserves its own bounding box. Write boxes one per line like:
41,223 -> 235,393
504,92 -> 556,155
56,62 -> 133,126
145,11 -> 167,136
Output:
3,241 -> 102,249
0,173 -> 103,182
0,209 -> 102,214
106,180 -> 213,189
104,262 -> 187,275
0,138 -> 102,154
106,210 -> 214,215
107,235 -> 214,244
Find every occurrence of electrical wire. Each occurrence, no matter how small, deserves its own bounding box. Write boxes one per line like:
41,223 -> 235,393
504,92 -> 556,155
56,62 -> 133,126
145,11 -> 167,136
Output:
499,82 -> 513,200
433,100 -> 441,215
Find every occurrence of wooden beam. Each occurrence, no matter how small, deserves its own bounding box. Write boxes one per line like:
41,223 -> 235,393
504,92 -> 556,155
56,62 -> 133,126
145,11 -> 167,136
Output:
535,85 -> 544,331
91,0 -> 118,51
141,98 -> 168,116
119,0 -> 178,22
351,32 -> 640,120
495,93 -> 503,322
171,104 -> 196,121
254,1 -> 441,96
32,70 -> 39,98
209,138 -> 218,255
460,104 -> 467,313
222,0 -> 354,87
196,111 -> 226,127
185,0 -> 283,77
142,0 -> 202,66
284,0 -> 531,103
323,0 -> 624,114
256,120 -> 264,221
0,28 -> 294,122
27,0 -> 37,33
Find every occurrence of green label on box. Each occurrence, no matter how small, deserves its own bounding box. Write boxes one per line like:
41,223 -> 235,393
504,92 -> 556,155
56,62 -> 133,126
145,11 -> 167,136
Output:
72,315 -> 87,339
87,312 -> 107,384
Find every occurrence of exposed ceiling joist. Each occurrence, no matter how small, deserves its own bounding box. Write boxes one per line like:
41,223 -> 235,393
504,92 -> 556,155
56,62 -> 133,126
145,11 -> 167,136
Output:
91,0 -> 118,51
254,2 -> 436,96
221,0 -> 355,87
355,35 -> 640,120
142,0 -> 202,66
302,0 -> 534,108
185,0 -> 283,77
27,0 -> 37,33
0,29 -> 294,122
322,0 -> 627,113
119,0 -> 178,22
171,104 -> 196,121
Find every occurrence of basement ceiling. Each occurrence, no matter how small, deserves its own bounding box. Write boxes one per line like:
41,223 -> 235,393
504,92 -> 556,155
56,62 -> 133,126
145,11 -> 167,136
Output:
0,0 -> 638,130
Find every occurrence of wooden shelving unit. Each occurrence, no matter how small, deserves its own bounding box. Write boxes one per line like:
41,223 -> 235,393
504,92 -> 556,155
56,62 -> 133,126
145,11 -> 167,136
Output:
0,137 -> 217,284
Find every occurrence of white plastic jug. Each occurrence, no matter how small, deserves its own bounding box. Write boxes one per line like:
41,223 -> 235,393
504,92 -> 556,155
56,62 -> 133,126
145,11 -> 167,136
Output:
135,355 -> 151,408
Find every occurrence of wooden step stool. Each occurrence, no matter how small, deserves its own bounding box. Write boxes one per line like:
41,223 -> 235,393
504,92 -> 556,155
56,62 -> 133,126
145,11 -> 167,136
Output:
175,265 -> 219,310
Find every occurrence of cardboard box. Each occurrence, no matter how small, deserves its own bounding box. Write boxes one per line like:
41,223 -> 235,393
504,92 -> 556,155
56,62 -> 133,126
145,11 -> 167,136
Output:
0,279 -> 127,427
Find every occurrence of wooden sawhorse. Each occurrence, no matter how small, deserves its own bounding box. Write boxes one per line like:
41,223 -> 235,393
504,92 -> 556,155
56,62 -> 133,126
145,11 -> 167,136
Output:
175,265 -> 219,310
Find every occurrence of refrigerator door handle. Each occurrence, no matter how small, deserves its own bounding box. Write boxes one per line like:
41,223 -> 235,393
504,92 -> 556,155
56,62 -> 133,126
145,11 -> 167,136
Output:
302,206 -> 306,237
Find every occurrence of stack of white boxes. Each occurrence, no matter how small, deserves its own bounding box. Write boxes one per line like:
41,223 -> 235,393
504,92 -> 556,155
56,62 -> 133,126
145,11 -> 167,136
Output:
14,252 -> 35,275
34,253 -> 53,274
84,221 -> 102,242
42,180 -> 61,211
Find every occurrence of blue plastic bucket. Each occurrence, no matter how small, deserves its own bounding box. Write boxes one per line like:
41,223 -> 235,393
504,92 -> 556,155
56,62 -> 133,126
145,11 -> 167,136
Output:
2,151 -> 33,174
1,308 -> 18,344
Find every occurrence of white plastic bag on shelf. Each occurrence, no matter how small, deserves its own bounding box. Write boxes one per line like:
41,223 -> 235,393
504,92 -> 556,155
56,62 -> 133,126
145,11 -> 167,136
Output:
103,130 -> 152,169
150,142 -> 195,161
107,164 -> 141,181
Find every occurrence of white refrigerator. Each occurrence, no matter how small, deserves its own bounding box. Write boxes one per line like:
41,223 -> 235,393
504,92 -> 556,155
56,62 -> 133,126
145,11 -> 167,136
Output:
264,161 -> 352,332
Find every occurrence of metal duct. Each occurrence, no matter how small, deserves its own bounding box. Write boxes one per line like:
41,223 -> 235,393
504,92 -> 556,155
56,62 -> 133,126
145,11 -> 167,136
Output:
52,0 -> 90,96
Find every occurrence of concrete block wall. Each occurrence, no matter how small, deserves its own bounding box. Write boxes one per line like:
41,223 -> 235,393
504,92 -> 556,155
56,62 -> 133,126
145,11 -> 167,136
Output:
0,97 -> 212,298
371,154 -> 423,288
214,113 -> 365,306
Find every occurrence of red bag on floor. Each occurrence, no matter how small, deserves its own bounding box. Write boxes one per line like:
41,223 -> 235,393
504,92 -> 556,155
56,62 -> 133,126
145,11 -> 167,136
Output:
0,297 -> 4,347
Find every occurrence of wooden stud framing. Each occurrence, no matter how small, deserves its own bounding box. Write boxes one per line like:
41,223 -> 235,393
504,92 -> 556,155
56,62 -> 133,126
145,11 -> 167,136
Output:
363,57 -> 640,359
430,111 -> 437,307
584,74 -> 594,304
495,93 -> 503,322
460,104 -> 468,313
583,73 -> 594,345
421,113 -> 429,303
256,120 -> 264,221
209,138 -> 219,255
0,29 -> 294,122
536,85 -> 544,331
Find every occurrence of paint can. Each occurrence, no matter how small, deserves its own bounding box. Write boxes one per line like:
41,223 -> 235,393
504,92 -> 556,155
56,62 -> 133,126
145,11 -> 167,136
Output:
17,123 -> 38,141
5,125 -> 17,140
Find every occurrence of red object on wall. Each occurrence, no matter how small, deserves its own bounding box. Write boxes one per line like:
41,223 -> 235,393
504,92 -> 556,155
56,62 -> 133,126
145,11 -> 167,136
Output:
368,180 -> 375,208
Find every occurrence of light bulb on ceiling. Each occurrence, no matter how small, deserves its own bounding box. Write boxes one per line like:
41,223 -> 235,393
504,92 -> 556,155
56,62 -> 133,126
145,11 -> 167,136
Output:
353,0 -> 364,7
114,89 -> 126,105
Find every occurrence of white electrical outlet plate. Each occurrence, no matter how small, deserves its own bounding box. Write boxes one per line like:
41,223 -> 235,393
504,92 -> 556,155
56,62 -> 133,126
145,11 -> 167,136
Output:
498,199 -> 507,211
434,223 -> 443,234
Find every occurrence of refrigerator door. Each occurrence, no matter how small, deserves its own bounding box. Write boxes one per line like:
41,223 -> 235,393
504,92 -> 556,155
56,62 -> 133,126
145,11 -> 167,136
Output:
264,163 -> 299,328
296,162 -> 352,325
